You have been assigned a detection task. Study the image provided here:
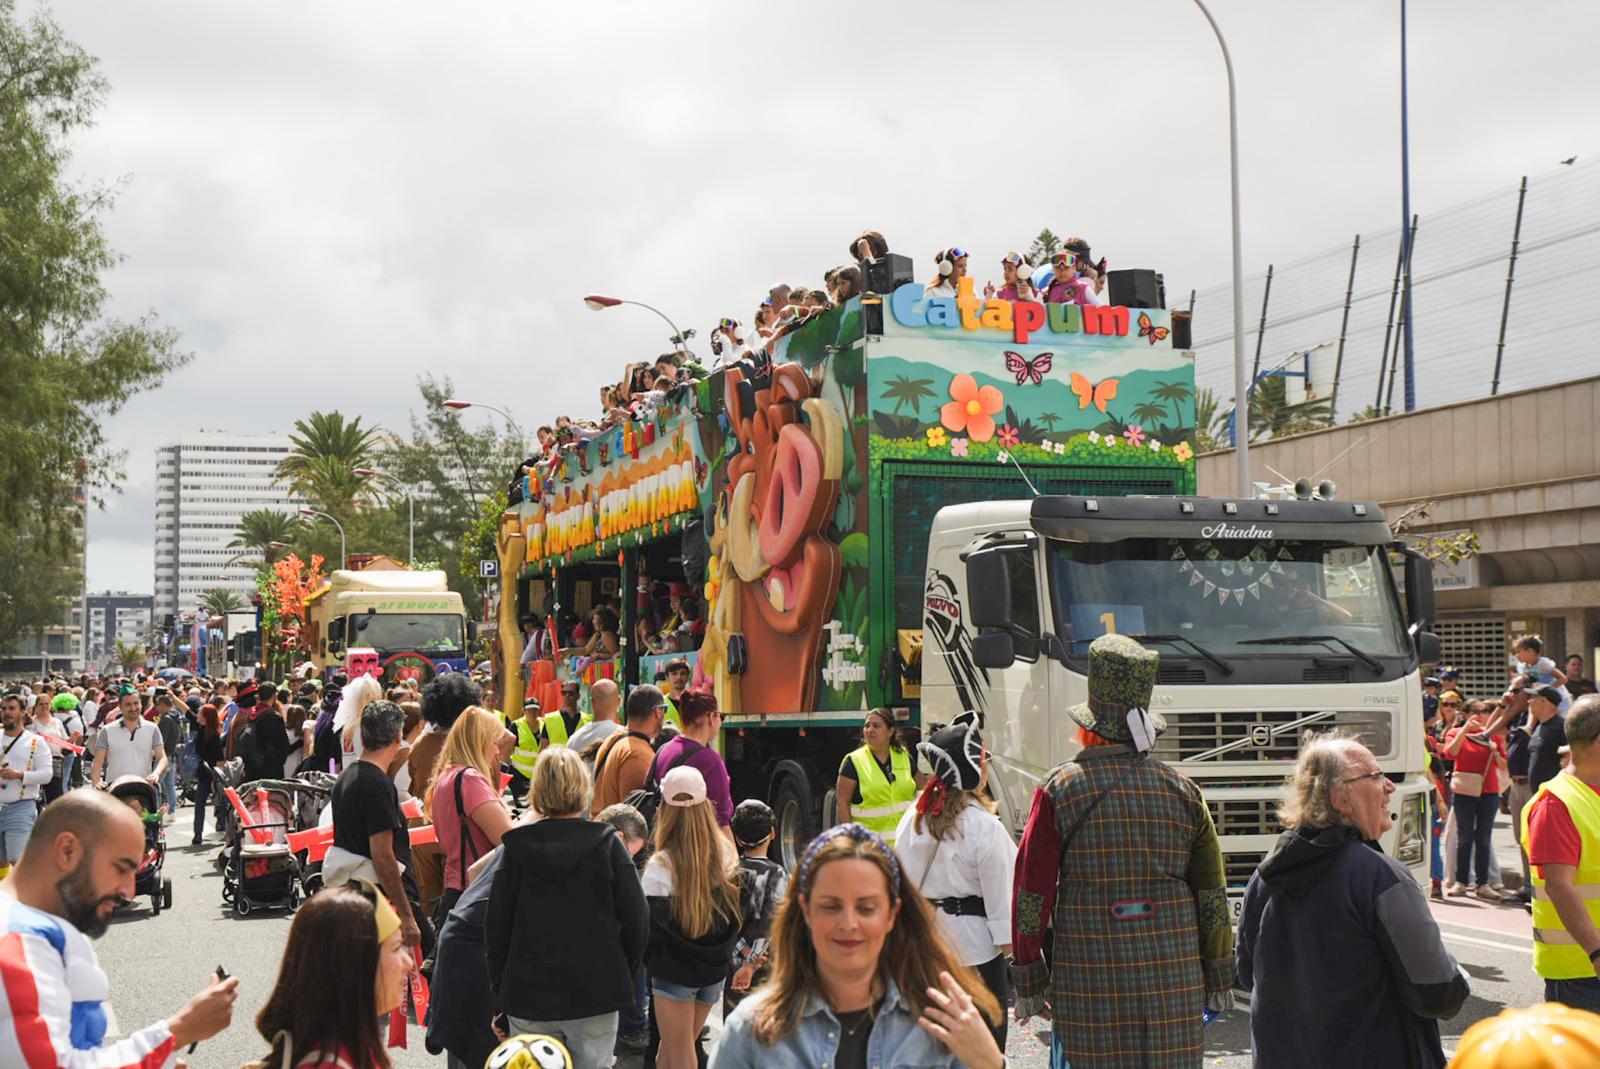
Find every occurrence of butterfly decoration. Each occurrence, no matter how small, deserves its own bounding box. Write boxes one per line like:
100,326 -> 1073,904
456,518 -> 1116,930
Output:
1003,350 -> 1054,386
1137,312 -> 1170,346
1070,372 -> 1120,412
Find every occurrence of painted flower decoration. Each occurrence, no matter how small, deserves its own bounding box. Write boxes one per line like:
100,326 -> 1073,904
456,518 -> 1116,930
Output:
951,437 -> 969,458
1088,430 -> 1100,444
1123,424 -> 1146,448
1054,441 -> 1067,454
940,373 -> 1006,442
926,426 -> 948,449
1173,441 -> 1194,462
1148,438 -> 1163,452
997,424 -> 1021,448
1104,434 -> 1118,448
996,450 -> 1011,464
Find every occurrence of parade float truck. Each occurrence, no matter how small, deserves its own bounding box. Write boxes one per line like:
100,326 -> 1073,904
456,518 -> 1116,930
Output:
303,563 -> 472,685
498,274 -> 1438,899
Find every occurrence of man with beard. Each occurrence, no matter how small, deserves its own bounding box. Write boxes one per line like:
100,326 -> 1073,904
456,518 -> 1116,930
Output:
0,694 -> 53,879
0,790 -> 239,1064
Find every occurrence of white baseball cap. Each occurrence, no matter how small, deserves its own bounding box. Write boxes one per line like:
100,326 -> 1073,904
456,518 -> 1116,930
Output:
660,765 -> 707,808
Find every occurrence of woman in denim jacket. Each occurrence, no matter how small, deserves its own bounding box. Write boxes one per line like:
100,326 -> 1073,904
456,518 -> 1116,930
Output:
711,823 -> 1007,1069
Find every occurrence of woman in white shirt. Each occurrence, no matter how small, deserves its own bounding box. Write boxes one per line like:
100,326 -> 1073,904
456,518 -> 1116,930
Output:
893,710 -> 1016,1048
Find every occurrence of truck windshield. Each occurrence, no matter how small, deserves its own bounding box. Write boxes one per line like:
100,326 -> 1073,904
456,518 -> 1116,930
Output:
1047,537 -> 1410,658
351,613 -> 464,656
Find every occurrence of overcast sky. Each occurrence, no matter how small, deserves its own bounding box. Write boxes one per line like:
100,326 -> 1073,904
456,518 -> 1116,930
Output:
48,0 -> 1598,595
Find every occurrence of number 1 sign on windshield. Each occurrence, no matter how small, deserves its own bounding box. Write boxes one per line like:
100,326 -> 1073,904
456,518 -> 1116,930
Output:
1069,605 -> 1146,641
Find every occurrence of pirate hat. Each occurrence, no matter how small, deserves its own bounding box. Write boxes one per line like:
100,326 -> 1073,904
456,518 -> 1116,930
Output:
1068,634 -> 1166,748
917,710 -> 985,791
235,682 -> 259,707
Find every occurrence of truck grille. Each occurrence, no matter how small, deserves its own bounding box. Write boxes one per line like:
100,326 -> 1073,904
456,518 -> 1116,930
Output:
1154,708 -> 1392,763
1224,850 -> 1267,894
1207,798 -> 1283,837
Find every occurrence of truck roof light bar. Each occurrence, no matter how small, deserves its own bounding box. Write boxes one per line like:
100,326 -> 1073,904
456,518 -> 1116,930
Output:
1180,502 -> 1196,514
1265,503 -> 1280,515
1222,502 -> 1239,515
1353,504 -> 1368,516
1084,499 -> 1099,512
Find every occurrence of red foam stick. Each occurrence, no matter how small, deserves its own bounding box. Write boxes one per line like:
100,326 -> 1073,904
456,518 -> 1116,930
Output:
223,788 -> 273,845
37,735 -> 86,755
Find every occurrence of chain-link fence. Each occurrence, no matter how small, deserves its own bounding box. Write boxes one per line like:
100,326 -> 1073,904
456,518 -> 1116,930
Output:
1189,156 -> 1600,427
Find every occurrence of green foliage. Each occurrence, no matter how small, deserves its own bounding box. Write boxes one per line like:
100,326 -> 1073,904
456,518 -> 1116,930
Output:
1247,376 -> 1335,440
113,638 -> 146,674
839,532 -> 869,570
199,588 -> 246,617
872,412 -> 922,438
1026,228 -> 1062,265
832,345 -> 864,389
0,1 -> 190,652
228,509 -> 302,563
459,487 -> 510,608
1001,405 -> 1044,446
867,433 -> 1191,472
1194,388 -> 1229,453
1346,404 -> 1385,424
273,411 -> 382,512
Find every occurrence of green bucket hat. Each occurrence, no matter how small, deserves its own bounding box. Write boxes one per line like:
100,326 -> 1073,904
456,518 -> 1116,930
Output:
1068,633 -> 1167,746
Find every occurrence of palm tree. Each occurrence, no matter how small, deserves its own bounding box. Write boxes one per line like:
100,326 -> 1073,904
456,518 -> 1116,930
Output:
1194,388 -> 1228,453
274,411 -> 382,495
880,375 -> 937,417
1151,379 -> 1192,427
1129,402 -> 1169,428
292,456 -> 371,514
229,509 -> 302,564
113,639 -> 146,674
199,588 -> 246,617
1248,376 -> 1335,440
1038,412 -> 1061,433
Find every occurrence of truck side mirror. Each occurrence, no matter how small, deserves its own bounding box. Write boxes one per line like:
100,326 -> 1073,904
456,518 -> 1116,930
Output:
1399,547 -> 1435,630
328,618 -> 345,652
1414,630 -> 1442,665
467,619 -> 479,642
965,547 -> 1014,630
972,631 -> 1016,670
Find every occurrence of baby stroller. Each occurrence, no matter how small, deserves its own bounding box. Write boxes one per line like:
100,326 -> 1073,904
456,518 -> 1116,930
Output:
107,777 -> 174,914
221,779 -> 303,916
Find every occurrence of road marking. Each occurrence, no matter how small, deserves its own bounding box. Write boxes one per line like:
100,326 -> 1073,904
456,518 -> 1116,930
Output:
1439,930 -> 1532,955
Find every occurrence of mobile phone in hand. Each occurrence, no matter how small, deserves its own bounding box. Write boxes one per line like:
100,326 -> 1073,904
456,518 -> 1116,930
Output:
187,967 -> 230,1053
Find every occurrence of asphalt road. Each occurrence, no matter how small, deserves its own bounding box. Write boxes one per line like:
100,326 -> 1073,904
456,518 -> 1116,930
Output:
91,808 -> 1540,1069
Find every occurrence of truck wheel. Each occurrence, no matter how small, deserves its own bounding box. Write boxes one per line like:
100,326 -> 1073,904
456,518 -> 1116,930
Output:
772,772 -> 817,870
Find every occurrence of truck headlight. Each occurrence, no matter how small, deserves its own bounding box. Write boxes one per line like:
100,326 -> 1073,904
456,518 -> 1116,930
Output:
1395,792 -> 1425,866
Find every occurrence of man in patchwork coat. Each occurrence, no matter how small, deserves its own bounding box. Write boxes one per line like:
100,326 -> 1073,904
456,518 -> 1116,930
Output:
1010,634 -> 1235,1068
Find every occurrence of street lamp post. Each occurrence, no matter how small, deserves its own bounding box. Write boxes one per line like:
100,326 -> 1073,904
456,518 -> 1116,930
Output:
298,508 -> 346,570
442,398 -> 526,442
1192,0 -> 1251,497
355,467 -> 414,567
583,293 -> 690,354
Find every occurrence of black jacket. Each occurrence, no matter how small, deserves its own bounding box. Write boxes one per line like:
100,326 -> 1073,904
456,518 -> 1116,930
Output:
485,818 -> 648,1020
238,711 -> 290,783
646,865 -> 749,988
1237,825 -> 1470,1069
427,848 -> 503,1067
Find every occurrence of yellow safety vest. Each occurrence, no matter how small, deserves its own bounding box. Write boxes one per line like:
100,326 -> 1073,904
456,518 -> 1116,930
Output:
510,717 -> 539,777
847,745 -> 915,844
540,710 -> 591,748
662,694 -> 683,730
1522,770 -> 1600,979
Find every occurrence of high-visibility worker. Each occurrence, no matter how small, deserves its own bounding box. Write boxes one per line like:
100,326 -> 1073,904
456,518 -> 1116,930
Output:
538,681 -> 591,749
1522,694 -> 1600,1012
833,707 -> 924,846
660,658 -> 691,731
506,697 -> 541,802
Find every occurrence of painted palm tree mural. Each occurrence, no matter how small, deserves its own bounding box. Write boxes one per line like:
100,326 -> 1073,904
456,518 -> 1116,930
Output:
1152,379 -> 1192,428
882,375 -> 937,415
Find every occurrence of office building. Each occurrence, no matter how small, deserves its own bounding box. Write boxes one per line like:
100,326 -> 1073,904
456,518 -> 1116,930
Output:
154,432 -> 303,620
83,592 -> 155,670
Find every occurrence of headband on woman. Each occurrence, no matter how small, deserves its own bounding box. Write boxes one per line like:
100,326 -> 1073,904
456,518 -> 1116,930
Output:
797,823 -> 903,901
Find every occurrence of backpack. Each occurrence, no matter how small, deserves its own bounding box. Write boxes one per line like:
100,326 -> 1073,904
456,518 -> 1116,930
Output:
234,718 -> 261,776
624,738 -> 705,828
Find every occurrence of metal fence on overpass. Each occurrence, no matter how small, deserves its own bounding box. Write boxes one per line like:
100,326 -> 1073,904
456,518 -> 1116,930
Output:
1187,156 -> 1600,425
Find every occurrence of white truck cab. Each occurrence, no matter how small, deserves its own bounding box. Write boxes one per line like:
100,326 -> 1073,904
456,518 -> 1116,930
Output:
921,493 -> 1442,905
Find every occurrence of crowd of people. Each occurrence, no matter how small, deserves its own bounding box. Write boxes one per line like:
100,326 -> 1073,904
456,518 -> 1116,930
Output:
5,633 -> 1600,1068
